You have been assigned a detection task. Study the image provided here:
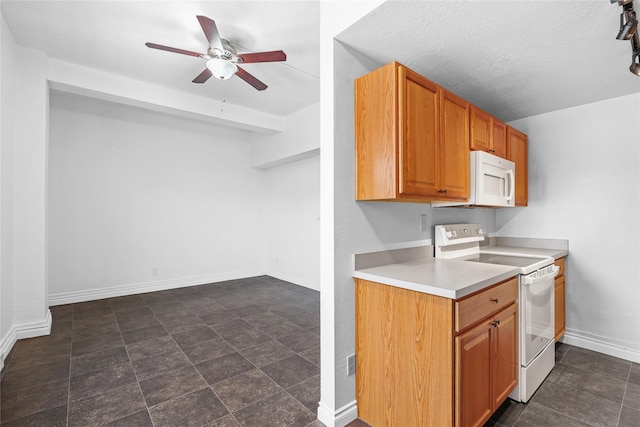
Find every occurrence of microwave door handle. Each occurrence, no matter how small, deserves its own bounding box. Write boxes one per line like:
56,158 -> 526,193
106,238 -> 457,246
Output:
506,169 -> 515,201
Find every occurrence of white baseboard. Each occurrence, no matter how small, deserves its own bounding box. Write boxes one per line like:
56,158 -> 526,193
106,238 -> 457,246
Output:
48,269 -> 265,306
265,270 -> 319,292
317,400 -> 358,427
0,309 -> 52,369
562,329 -> 640,363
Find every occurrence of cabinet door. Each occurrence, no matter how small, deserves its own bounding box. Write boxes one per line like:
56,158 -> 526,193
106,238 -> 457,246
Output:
492,304 -> 518,409
456,320 -> 492,427
507,126 -> 528,206
355,61 -> 398,200
470,106 -> 491,153
555,276 -> 566,341
440,90 -> 470,199
398,67 -> 440,197
491,118 -> 507,158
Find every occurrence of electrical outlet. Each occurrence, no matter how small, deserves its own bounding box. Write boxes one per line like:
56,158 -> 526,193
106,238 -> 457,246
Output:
347,354 -> 356,376
420,213 -> 428,232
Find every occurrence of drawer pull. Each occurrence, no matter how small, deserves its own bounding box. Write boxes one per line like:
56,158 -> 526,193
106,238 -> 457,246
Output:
491,298 -> 499,303
491,320 -> 500,327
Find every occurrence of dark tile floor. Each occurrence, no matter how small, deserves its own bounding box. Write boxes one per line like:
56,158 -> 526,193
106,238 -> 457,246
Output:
2,275 -> 639,427
0,276 -> 321,426
484,342 -> 640,427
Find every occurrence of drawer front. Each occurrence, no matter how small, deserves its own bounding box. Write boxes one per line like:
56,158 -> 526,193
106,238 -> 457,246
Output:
455,277 -> 518,332
555,257 -> 566,277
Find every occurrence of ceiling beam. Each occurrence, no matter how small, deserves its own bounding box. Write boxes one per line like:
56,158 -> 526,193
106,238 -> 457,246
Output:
47,58 -> 285,134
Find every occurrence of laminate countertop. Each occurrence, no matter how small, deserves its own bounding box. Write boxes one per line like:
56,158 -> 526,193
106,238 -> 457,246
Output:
353,240 -> 569,300
353,256 -> 520,300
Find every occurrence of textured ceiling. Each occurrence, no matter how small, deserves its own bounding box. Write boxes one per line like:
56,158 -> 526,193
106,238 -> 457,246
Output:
1,1 -> 320,117
2,1 -> 639,122
338,0 -> 640,122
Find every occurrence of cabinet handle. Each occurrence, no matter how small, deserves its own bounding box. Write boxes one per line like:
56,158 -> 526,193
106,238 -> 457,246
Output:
491,320 -> 500,327
438,189 -> 447,194
491,298 -> 499,303
489,149 -> 495,153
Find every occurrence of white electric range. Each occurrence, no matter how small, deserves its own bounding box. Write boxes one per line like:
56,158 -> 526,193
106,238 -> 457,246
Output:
435,224 -> 559,403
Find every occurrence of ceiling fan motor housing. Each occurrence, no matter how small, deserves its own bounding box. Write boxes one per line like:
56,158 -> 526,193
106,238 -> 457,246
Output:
210,39 -> 239,62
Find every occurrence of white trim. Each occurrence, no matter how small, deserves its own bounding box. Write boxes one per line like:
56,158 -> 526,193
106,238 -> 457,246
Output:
265,270 -> 319,292
0,330 -> 15,371
48,270 -> 264,306
562,329 -> 640,363
317,400 -> 358,427
0,309 -> 52,367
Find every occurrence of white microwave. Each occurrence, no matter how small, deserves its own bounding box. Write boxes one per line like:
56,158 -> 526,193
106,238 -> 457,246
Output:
433,151 -> 515,208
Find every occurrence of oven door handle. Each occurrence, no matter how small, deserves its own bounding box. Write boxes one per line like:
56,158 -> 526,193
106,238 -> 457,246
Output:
521,265 -> 560,285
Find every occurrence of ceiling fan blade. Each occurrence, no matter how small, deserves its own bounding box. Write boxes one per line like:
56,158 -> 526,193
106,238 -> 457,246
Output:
196,15 -> 224,52
238,50 -> 287,63
235,66 -> 268,91
145,42 -> 203,58
192,68 -> 213,84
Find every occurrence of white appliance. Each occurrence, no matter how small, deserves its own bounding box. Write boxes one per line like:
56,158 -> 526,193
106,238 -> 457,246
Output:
435,224 -> 559,403
433,151 -> 515,208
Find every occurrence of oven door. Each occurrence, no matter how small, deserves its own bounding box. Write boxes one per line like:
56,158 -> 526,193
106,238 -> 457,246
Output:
520,266 -> 558,366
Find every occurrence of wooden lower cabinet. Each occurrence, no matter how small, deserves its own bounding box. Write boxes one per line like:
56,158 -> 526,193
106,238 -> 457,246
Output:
492,305 -> 519,408
355,277 -> 518,427
456,304 -> 518,427
554,257 -> 567,341
456,319 -> 493,427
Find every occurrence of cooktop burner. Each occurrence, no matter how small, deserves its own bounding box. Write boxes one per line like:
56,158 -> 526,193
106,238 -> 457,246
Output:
466,253 -> 548,268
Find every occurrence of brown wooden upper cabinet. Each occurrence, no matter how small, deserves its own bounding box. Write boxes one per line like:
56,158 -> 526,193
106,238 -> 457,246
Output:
506,126 -> 528,206
470,105 -> 507,158
355,61 -> 469,202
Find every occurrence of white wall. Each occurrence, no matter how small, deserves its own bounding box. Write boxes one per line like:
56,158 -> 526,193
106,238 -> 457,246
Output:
251,102 -> 319,169
264,155 -> 320,290
0,12 -> 15,368
497,93 -> 640,360
48,91 -> 268,303
0,12 -> 51,366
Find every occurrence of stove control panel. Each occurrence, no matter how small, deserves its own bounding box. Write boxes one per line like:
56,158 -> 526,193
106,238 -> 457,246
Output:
435,224 -> 486,258
436,224 -> 485,242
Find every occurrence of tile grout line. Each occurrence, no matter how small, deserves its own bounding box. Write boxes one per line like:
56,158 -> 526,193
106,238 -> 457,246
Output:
616,363 -> 633,427
115,300 -> 157,427
163,301 -> 240,426
66,305 -> 76,427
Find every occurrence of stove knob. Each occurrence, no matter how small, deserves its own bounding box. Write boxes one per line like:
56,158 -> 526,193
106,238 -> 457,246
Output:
446,231 -> 453,238
478,228 -> 485,235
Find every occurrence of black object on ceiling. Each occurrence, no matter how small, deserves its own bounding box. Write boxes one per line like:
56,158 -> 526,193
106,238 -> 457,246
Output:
612,0 -> 640,76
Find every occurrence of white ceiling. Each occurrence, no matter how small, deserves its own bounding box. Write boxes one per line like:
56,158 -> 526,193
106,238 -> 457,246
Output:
2,1 -> 639,122
1,1 -> 320,117
338,0 -> 640,122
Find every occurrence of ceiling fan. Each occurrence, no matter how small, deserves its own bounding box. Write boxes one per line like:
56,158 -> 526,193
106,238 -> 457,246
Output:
145,15 -> 286,91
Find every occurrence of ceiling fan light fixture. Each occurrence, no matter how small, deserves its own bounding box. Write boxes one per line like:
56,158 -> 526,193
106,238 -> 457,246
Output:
206,58 -> 238,80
